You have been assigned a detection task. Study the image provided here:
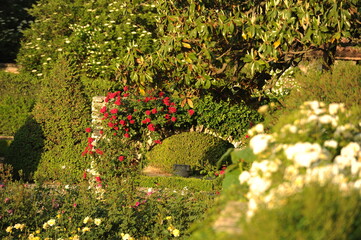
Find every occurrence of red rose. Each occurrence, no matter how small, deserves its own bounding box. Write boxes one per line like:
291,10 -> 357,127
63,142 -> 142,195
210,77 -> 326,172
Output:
154,140 -> 162,144
95,176 -> 102,183
96,149 -> 104,155
147,124 -> 156,131
100,106 -> 107,113
163,97 -> 170,106
108,122 -> 114,128
164,114 -> 170,119
245,135 -> 250,139
118,156 -> 125,161
168,107 -> 177,113
119,120 -> 126,126
123,86 -> 129,91
142,118 -> 151,124
113,132 -> 117,136
85,127 -> 92,133
115,98 -> 121,106
171,116 -> 177,122
83,171 -> 87,179
158,92 -> 165,97
129,120 -> 135,124
145,110 -> 151,115
151,108 -> 157,114
127,115 -> 133,120
87,137 -> 94,143
123,93 -> 129,97
188,109 -> 195,116
124,133 -> 130,138
110,108 -> 118,114
99,130 -> 104,135
114,126 -> 119,130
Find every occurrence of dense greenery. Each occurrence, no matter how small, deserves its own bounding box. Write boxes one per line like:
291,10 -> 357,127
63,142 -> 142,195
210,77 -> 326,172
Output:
146,131 -> 234,174
17,0 -> 361,98
31,57 -> 90,183
0,71 -> 38,136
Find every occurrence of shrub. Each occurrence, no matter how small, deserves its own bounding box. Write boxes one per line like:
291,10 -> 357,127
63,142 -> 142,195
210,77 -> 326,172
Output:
146,131 -> 234,174
263,61 -> 361,127
32,56 -> 90,183
0,71 -> 38,136
194,95 -> 262,142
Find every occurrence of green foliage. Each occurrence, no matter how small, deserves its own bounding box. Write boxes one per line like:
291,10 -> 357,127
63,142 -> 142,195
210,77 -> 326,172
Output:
194,95 -> 262,141
0,71 -> 38,136
146,131 -> 234,174
264,61 -> 361,127
5,116 -> 44,180
0,139 -> 12,157
32,57 -> 90,183
136,175 -> 222,191
241,183 -> 361,240
18,0 -> 360,97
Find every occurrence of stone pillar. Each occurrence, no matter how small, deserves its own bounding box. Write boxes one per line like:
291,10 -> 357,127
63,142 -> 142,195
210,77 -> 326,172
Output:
91,96 -> 106,142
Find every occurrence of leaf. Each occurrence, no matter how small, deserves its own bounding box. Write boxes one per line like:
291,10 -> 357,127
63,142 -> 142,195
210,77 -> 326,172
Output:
181,98 -> 187,107
187,99 -> 194,108
182,42 -> 192,49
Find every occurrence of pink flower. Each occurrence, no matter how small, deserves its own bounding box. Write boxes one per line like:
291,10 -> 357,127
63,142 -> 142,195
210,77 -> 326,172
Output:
147,124 -> 156,131
85,128 -> 92,133
188,109 -> 195,116
110,108 -> 118,114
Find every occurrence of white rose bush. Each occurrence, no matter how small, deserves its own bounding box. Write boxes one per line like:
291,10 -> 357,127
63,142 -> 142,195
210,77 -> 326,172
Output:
239,101 -> 361,219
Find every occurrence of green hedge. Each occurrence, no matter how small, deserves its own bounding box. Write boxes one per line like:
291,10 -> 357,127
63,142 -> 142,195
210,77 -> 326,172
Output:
136,175 -> 222,192
146,131 -> 233,174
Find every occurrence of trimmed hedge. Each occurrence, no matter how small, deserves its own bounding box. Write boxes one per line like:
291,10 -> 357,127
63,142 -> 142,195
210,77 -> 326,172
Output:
146,131 -> 233,174
136,175 -> 222,192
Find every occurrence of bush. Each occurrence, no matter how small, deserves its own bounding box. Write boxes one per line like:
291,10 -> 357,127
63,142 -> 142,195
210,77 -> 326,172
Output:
0,71 -> 38,136
146,132 -> 234,174
264,61 -> 361,127
194,95 -> 262,142
32,56 -> 90,183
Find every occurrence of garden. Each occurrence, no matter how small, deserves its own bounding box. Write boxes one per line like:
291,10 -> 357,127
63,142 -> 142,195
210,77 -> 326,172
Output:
0,0 -> 361,239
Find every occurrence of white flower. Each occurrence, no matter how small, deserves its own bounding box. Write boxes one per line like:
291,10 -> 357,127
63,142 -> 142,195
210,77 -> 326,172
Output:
319,114 -> 337,126
284,143 -> 323,168
328,103 -> 345,115
248,176 -> 271,195
341,142 -> 360,158
239,171 -> 250,184
324,140 -> 338,149
250,134 -> 273,154
334,155 -> 355,169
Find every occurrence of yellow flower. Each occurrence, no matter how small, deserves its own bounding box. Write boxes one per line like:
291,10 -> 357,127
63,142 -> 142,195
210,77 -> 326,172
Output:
43,222 -> 49,229
82,227 -> 90,233
121,233 -> 134,240
35,229 -> 41,234
167,224 -> 175,232
83,216 -> 92,224
172,229 -> 180,237
94,218 -> 102,226
165,216 -> 172,220
47,219 -> 56,226
57,214 -> 62,219
6,226 -> 13,233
